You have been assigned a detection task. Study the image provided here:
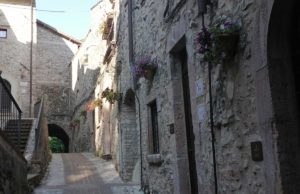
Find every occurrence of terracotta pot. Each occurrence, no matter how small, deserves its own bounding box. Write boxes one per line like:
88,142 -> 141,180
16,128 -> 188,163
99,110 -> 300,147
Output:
215,33 -> 239,61
144,69 -> 156,80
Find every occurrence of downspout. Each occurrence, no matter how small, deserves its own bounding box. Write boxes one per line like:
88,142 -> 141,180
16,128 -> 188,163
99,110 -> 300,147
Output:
201,11 -> 218,194
128,0 -> 145,190
29,0 -> 34,117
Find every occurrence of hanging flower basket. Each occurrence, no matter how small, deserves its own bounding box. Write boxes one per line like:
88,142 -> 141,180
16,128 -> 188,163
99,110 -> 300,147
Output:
132,56 -> 158,81
196,17 -> 241,64
214,33 -> 239,61
101,87 -> 121,104
70,118 -> 80,129
86,98 -> 103,111
80,110 -> 87,119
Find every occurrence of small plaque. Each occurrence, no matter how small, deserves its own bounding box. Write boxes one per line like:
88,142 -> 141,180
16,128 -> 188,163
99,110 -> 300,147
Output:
197,104 -> 206,122
195,79 -> 205,97
168,123 -> 175,134
251,141 -> 263,161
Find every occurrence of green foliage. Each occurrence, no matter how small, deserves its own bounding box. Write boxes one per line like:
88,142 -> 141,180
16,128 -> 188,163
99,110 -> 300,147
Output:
196,16 -> 241,63
101,88 -> 121,104
49,137 -> 65,153
80,110 -> 87,119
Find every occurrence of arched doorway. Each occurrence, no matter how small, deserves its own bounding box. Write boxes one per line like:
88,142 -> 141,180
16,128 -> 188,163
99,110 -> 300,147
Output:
268,0 -> 300,192
48,124 -> 69,153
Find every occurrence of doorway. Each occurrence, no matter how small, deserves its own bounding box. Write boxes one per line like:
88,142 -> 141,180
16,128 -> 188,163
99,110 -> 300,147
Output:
170,39 -> 198,194
180,49 -> 198,194
267,0 -> 300,192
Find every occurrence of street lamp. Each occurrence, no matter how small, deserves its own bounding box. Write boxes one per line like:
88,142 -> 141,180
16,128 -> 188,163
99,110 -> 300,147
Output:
83,44 -> 98,65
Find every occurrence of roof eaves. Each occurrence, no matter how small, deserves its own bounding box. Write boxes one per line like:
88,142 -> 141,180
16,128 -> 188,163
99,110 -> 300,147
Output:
37,19 -> 82,45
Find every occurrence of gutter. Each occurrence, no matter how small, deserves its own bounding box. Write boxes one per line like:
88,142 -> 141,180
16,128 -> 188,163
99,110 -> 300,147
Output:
201,11 -> 218,194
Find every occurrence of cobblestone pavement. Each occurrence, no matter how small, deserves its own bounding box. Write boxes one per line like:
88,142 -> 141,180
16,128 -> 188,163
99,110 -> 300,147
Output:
33,153 -> 143,194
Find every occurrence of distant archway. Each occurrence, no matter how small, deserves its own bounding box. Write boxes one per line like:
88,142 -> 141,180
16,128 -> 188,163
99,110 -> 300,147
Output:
267,0 -> 300,193
48,124 -> 69,153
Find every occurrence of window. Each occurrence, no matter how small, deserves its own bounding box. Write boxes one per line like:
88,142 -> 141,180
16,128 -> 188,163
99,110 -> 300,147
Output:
0,29 -> 7,39
148,100 -> 159,153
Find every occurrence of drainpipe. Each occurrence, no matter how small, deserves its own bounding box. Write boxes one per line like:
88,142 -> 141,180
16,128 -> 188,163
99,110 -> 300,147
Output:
128,0 -> 145,190
201,13 -> 218,194
29,0 -> 34,117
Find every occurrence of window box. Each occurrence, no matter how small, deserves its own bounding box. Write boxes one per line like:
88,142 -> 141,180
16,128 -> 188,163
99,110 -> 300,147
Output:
147,154 -> 164,166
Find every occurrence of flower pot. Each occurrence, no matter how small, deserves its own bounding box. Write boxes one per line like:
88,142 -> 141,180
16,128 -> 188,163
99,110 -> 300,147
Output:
215,33 -> 239,61
144,69 -> 156,80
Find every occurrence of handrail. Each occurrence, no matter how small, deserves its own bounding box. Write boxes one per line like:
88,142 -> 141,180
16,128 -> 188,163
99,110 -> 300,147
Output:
0,72 -> 22,150
0,72 -> 22,113
34,95 -> 44,159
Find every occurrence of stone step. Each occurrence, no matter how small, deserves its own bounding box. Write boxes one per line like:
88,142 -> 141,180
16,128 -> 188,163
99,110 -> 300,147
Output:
2,119 -> 34,154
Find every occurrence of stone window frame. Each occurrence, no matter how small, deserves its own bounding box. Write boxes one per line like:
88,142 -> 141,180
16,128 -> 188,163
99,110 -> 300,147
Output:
148,100 -> 160,154
0,28 -> 7,39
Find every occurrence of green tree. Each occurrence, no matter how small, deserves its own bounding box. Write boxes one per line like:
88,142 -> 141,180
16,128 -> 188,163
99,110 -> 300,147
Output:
49,137 -> 65,153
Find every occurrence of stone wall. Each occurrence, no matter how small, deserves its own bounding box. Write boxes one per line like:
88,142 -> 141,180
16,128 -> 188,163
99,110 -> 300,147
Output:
0,3 -> 36,117
115,0 -> 279,193
70,0 -> 114,153
0,131 -> 28,194
35,22 -> 79,141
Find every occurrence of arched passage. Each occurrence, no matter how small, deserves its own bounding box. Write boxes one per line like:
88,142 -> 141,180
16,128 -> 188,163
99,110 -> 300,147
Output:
48,124 -> 69,153
268,0 -> 300,193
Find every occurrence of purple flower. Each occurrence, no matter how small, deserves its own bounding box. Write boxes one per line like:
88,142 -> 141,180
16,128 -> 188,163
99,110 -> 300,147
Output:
132,65 -> 144,76
195,28 -> 211,54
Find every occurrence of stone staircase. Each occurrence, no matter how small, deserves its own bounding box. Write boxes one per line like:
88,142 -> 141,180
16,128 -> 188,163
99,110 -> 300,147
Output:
3,119 -> 34,154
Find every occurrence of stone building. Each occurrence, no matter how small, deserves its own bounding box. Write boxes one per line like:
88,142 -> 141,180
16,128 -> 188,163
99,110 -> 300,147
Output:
36,20 -> 80,152
0,0 -> 37,117
112,0 -> 300,193
69,0 -> 123,163
69,0 -> 299,194
63,0 -> 300,193
0,1 -> 80,151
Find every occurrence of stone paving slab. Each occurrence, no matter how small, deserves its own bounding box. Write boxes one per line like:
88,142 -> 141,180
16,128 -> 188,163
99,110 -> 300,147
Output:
33,153 -> 143,194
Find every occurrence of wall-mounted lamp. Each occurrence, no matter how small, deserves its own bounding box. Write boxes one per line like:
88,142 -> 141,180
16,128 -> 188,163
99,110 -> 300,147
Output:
83,44 -> 98,65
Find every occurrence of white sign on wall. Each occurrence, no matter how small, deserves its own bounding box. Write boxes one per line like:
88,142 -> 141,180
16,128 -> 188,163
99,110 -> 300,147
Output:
195,79 -> 205,97
197,104 -> 206,122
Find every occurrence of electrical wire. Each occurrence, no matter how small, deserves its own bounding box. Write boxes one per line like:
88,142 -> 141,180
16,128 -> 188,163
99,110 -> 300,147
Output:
0,4 -> 90,13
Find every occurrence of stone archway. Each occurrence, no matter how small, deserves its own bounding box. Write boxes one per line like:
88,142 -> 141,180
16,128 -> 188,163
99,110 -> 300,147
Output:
267,0 -> 300,193
48,124 -> 70,153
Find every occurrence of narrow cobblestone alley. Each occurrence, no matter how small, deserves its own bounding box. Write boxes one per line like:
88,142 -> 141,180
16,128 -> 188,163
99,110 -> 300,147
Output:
33,153 -> 142,194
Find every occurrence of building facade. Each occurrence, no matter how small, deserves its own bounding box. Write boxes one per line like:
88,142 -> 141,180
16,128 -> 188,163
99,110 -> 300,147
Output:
0,1 -> 80,152
65,0 -> 300,193
116,0 -> 300,193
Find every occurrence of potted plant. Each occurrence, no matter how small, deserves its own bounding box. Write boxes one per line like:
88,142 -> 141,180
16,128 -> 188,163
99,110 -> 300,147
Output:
101,87 -> 121,104
80,110 -> 87,119
86,98 -> 103,111
132,56 -> 158,80
196,17 -> 241,63
70,118 -> 80,129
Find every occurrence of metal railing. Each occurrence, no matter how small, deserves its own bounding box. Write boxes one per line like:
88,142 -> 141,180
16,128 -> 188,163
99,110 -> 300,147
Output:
0,72 -> 22,149
33,95 -> 44,159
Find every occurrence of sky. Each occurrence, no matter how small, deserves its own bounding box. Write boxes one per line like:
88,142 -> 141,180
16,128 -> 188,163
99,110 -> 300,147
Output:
36,0 -> 98,40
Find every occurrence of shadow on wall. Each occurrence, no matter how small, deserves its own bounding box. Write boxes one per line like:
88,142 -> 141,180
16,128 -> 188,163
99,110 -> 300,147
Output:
69,59 -> 100,152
